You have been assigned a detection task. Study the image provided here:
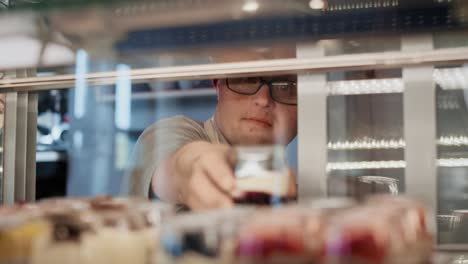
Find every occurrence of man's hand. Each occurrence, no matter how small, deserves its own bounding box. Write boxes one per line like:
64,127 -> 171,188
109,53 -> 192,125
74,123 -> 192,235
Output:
160,141 -> 236,211
178,142 -> 238,210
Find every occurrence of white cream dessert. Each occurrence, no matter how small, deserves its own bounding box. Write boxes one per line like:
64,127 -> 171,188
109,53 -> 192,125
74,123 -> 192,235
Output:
234,145 -> 291,205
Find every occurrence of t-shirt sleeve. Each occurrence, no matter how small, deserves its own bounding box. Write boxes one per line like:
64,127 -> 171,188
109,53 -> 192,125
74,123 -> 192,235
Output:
123,115 -> 210,198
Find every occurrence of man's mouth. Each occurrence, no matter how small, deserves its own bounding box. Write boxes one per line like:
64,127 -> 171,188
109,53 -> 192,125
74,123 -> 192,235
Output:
243,117 -> 272,127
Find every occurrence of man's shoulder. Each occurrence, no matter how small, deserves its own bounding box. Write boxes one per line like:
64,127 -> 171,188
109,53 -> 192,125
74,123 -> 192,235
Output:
153,115 -> 203,130
141,115 -> 207,140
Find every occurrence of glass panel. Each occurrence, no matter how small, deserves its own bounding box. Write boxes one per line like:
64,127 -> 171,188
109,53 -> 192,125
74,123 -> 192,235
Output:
0,93 -> 3,203
0,0 -> 467,220
36,89 -> 68,199
322,36 -> 401,56
434,30 -> 468,49
66,79 -> 218,196
61,72 -> 298,201
327,69 -> 404,200
435,65 -> 468,245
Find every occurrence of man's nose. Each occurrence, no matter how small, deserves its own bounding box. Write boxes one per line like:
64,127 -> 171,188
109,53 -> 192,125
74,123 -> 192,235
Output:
252,84 -> 274,107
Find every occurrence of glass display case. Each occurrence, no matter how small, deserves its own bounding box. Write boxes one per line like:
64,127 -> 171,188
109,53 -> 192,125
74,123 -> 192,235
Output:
1,0 -> 468,250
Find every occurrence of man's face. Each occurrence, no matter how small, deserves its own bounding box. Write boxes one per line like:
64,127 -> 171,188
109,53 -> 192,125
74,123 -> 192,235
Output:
214,76 -> 298,145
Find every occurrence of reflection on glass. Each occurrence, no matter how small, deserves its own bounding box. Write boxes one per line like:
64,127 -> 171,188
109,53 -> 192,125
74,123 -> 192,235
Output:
323,36 -> 401,56
0,97 -> 5,204
434,30 -> 468,50
0,93 -> 3,204
436,65 -> 468,245
327,70 -> 404,199
115,64 -> 132,130
451,211 -> 468,243
73,49 -> 88,119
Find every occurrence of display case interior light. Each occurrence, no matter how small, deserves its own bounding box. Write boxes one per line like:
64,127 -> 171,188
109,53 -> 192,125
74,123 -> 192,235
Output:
328,138 -> 405,150
327,135 -> 468,150
326,0 -> 399,11
326,160 -> 406,171
328,158 -> 468,170
438,136 -> 468,146
327,159 -> 468,171
437,158 -> 468,168
433,67 -> 468,90
327,78 -> 404,95
326,67 -> 468,95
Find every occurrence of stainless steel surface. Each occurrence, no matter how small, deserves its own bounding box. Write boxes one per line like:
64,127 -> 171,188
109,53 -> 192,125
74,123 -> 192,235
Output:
26,87 -> 37,201
14,90 -> 28,201
1,47 -> 468,92
13,69 -> 28,201
297,43 -> 327,199
402,34 -> 437,216
2,90 -> 17,205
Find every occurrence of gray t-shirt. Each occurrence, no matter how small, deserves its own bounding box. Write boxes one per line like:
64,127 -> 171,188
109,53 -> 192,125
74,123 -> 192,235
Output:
125,115 -> 227,198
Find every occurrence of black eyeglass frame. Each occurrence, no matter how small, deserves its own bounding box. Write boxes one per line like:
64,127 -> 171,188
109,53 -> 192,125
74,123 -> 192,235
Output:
225,78 -> 297,106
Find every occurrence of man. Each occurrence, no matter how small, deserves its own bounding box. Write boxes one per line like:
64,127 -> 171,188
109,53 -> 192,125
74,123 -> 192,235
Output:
126,48 -> 298,210
127,74 -> 298,211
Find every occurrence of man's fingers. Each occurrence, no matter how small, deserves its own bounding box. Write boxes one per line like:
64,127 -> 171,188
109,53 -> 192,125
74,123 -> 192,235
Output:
197,148 -> 236,194
287,167 -> 298,199
187,168 -> 233,210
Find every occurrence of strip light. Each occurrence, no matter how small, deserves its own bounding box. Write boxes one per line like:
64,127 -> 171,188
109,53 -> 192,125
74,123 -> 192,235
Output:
327,78 -> 404,95
327,67 -> 468,95
327,0 -> 399,11
433,67 -> 468,90
438,136 -> 468,146
438,158 -> 468,168
327,135 -> 468,150
326,160 -> 406,171
326,157 -> 468,171
328,138 -> 405,150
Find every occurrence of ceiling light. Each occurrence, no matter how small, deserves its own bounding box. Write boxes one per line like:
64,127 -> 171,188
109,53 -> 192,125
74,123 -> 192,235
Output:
309,0 -> 325,9
242,0 -> 259,12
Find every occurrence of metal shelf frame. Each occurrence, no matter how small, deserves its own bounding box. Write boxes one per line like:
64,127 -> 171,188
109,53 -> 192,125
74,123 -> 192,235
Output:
1,69 -> 37,204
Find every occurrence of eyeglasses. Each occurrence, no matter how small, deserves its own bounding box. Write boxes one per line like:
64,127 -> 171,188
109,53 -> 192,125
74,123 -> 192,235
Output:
226,77 -> 297,105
